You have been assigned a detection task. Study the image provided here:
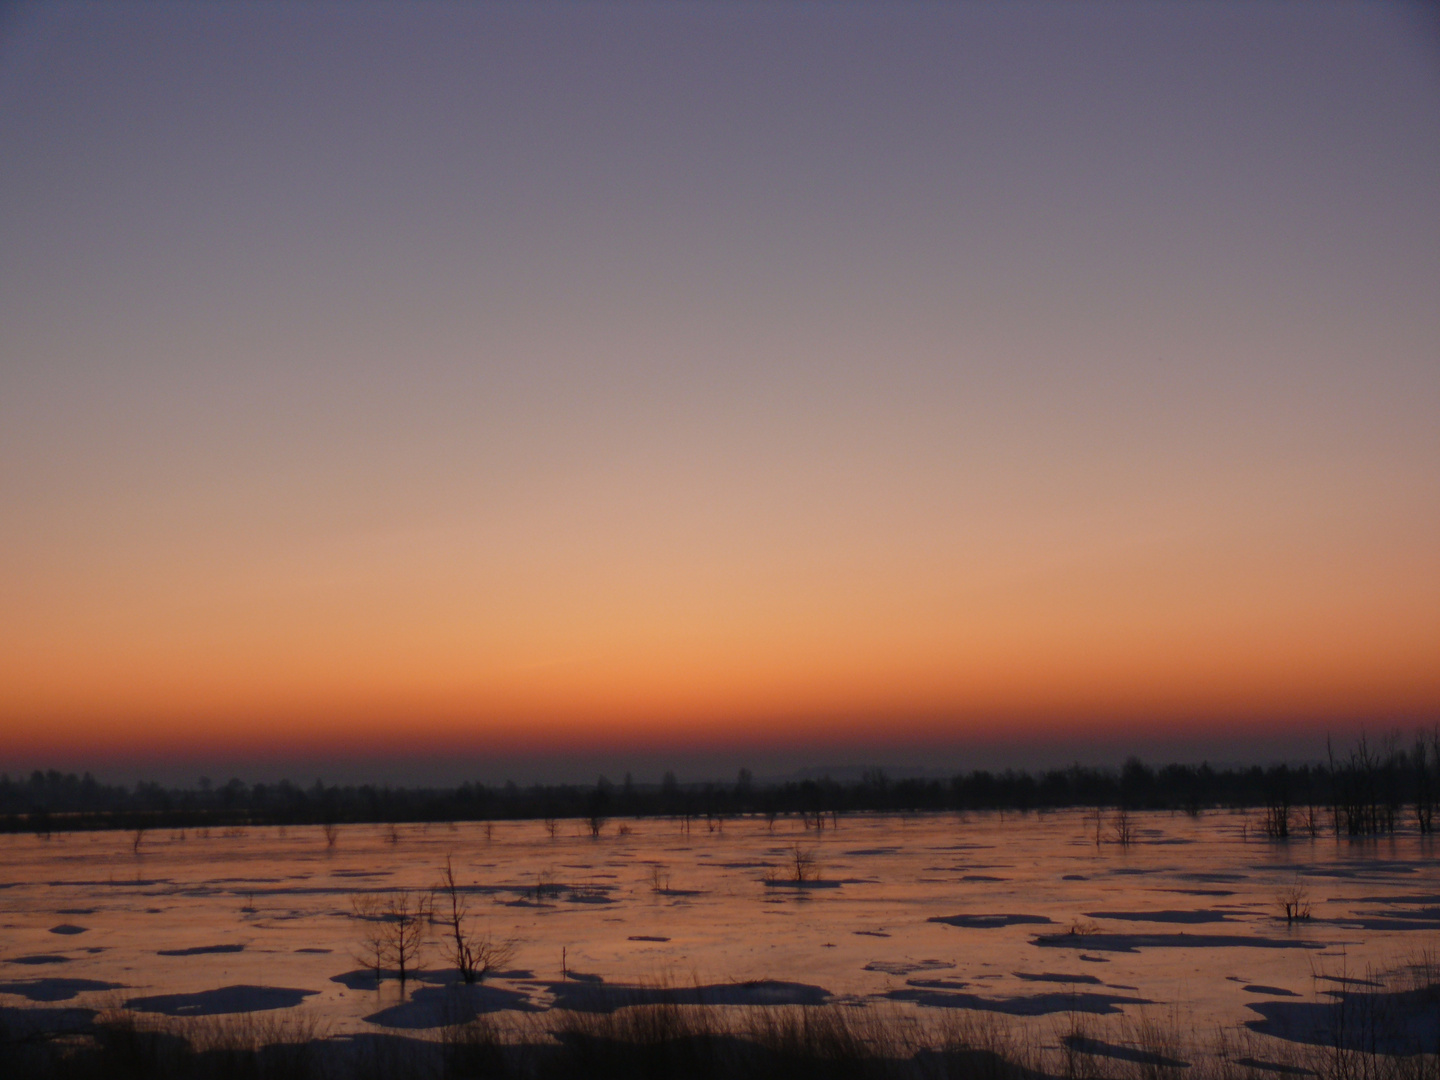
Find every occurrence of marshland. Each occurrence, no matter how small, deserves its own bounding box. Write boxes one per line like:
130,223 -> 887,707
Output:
4,785 -> 1440,1077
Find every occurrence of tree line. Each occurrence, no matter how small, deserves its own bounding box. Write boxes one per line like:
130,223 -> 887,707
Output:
3,732 -> 1436,836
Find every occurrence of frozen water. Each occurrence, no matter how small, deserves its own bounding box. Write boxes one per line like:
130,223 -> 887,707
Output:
1,809 -> 1437,1050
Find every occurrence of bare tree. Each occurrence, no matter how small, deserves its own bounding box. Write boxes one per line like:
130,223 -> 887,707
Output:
1110,807 -> 1134,848
586,782 -> 610,840
1416,729 -> 1435,834
1263,799 -> 1290,840
436,856 -> 515,985
131,827 -> 146,856
544,817 -> 559,840
322,822 -> 339,850
380,890 -> 430,990
789,844 -> 820,883
351,894 -> 388,985
1326,735 -> 1341,836
1277,876 -> 1312,924
350,890 -> 431,990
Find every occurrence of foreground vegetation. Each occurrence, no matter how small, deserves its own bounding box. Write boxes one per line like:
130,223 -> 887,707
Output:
4,974 -> 1438,1080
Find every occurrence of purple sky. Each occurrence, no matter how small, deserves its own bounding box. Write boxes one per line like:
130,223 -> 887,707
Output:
2,2 -> 1437,785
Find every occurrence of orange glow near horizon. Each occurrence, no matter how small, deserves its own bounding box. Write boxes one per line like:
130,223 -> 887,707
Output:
2,4 -> 1437,775
4,503 -> 1435,764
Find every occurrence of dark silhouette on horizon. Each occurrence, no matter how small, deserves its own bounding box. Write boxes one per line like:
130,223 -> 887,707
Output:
3,734 -> 1434,838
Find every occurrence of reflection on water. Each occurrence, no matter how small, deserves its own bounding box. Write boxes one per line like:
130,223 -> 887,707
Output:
0,809 -> 1436,1043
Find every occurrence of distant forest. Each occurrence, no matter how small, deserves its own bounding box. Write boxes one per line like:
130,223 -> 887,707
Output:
2,734 -> 1435,838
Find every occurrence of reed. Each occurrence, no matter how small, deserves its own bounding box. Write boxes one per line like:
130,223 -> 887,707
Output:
4,956 -> 1439,1080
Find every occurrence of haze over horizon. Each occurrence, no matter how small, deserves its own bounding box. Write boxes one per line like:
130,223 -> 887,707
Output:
2,1 -> 1437,786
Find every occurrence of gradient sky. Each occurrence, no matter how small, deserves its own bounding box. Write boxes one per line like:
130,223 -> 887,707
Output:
2,2 -> 1437,783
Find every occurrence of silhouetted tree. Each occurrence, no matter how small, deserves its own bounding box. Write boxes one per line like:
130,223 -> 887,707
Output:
436,856 -> 514,984
381,890 -> 429,990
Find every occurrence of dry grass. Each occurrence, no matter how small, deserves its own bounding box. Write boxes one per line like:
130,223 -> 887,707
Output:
6,956 -> 1440,1080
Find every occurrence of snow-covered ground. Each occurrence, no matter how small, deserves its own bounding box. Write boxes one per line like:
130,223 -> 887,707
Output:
2,809 -> 1436,1052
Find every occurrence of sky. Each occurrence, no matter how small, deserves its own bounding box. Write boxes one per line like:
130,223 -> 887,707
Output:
1,1 -> 1437,785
